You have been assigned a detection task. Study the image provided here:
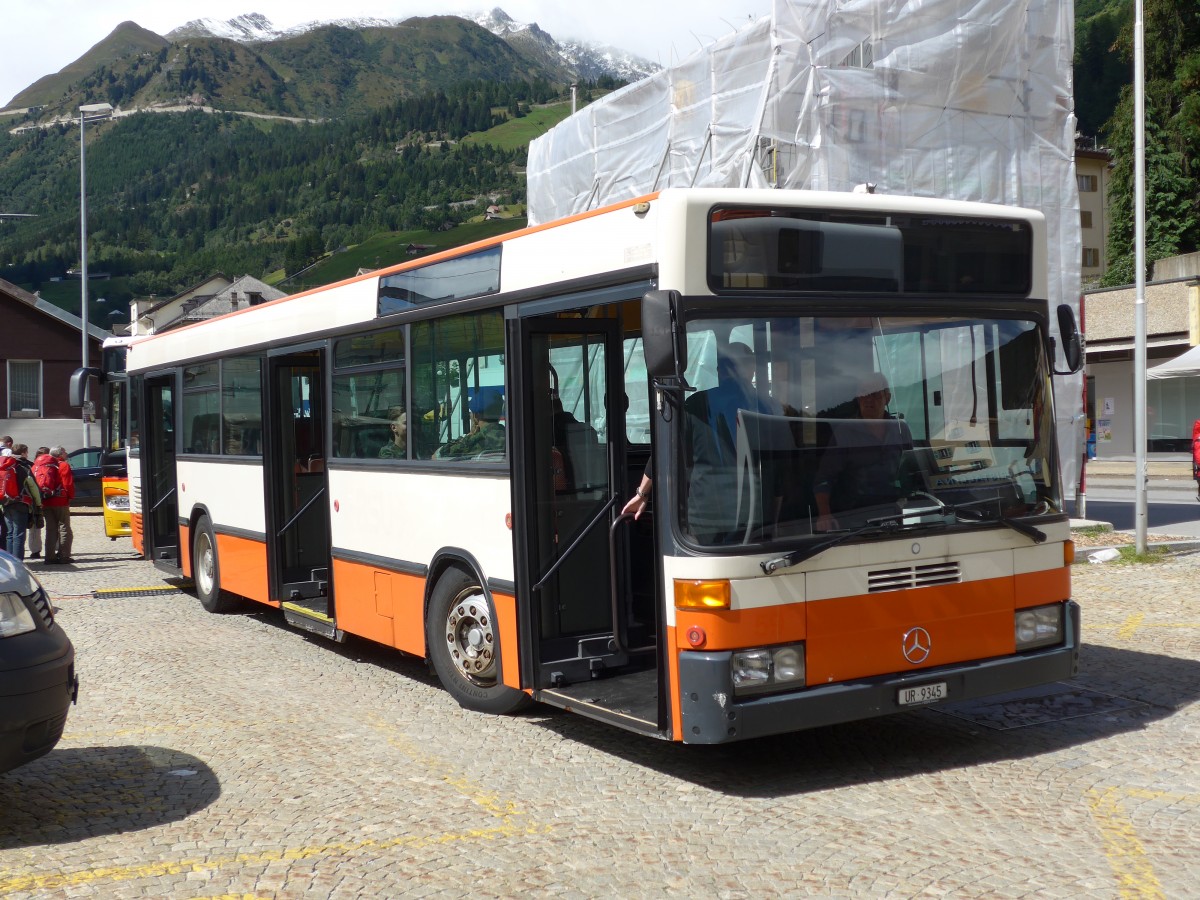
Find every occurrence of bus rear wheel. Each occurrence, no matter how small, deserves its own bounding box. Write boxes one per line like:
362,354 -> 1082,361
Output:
426,568 -> 529,714
193,515 -> 236,613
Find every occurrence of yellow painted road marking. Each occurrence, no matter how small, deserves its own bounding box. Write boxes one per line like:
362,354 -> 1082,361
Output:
1084,620 -> 1200,635
0,821 -> 551,894
0,724 -> 547,895
1087,787 -> 1166,899
1117,613 -> 1147,640
369,718 -> 522,819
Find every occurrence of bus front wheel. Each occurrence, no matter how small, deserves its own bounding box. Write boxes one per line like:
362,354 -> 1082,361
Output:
426,568 -> 530,714
193,515 -> 236,614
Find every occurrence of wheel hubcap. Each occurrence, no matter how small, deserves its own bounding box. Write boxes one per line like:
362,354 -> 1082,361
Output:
197,535 -> 214,595
444,589 -> 496,686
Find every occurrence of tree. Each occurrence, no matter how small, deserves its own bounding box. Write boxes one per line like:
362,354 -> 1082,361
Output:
1102,0 -> 1200,286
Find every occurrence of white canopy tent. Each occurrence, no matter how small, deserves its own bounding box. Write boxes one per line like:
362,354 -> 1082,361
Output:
1147,346 -> 1200,380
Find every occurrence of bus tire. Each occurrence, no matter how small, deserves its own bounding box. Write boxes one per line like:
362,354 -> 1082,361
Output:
193,515 -> 236,614
426,568 -> 530,714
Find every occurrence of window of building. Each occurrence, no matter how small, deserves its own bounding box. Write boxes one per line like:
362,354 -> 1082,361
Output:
1083,247 -> 1101,267
1080,211 -> 1093,229
1077,174 -> 1098,192
839,40 -> 874,68
6,360 -> 41,417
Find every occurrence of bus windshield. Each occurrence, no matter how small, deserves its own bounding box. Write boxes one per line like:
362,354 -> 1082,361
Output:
678,314 -> 1059,547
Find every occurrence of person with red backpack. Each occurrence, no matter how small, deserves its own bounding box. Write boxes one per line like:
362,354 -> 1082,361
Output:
39,447 -> 75,565
1,447 -> 42,560
1192,420 -> 1200,502
0,436 -> 11,549
15,445 -> 44,559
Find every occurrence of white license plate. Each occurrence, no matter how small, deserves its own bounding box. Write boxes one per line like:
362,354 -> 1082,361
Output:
898,682 -> 947,706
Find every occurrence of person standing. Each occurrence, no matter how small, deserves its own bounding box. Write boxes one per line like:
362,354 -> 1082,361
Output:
14,445 -> 43,559
0,436 -> 11,548
41,446 -> 75,565
1,447 -> 42,559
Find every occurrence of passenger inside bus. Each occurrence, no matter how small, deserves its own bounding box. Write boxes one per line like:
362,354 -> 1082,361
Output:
688,343 -> 780,542
813,371 -> 913,532
547,367 -> 602,492
378,406 -> 407,459
435,388 -> 505,459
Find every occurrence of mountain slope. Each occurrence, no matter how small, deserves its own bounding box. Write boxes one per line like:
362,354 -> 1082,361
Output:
9,21 -> 167,109
3,7 -> 657,116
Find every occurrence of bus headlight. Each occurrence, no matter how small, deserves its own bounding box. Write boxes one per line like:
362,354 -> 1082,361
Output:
1015,604 -> 1063,650
730,643 -> 806,696
105,493 -> 130,512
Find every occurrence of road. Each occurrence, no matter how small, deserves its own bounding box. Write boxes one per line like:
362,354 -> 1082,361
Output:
1,513 -> 1197,897
1076,481 -> 1200,537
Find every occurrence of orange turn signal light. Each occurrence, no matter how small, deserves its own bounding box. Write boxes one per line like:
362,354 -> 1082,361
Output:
1064,540 -> 1075,566
674,579 -> 731,610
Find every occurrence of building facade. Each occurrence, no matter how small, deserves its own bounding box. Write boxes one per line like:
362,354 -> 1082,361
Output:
0,277 -> 105,449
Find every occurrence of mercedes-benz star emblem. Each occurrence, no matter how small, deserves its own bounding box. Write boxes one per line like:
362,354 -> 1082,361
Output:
902,627 -> 931,664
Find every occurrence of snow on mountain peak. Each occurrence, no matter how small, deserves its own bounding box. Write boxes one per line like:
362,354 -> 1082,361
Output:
162,7 -> 658,81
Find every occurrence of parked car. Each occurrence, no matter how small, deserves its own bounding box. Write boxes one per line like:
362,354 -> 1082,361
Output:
67,446 -> 102,506
0,551 -> 78,774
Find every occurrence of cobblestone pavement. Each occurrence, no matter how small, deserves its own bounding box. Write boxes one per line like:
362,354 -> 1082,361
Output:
1,515 -> 1197,898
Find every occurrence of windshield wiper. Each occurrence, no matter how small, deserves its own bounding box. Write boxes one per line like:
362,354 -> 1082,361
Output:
760,496 -> 1047,575
952,504 -> 1047,543
760,515 -> 926,574
906,491 -> 1048,544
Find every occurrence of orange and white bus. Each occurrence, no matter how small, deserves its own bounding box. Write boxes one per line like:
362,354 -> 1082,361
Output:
123,188 -> 1081,743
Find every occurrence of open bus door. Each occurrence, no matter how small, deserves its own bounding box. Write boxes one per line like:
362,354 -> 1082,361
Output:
264,350 -> 337,640
515,315 -> 663,736
142,373 -> 180,570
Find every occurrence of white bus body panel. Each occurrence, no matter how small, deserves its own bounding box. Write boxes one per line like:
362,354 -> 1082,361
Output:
328,469 -> 514,581
176,460 -> 267,534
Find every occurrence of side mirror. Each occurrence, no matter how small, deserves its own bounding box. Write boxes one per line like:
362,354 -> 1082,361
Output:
1055,304 -> 1083,374
69,366 -> 102,407
641,290 -> 682,380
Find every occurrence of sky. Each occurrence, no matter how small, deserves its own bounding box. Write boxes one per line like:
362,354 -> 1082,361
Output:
2,1 -> 766,108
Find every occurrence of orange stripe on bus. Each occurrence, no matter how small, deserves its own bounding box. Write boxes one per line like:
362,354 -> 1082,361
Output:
331,559 -> 426,654
666,625 -> 683,742
214,532 -> 271,607
675,603 -> 807,651
806,576 -> 1017,685
490,590 -> 521,692
1016,566 -> 1070,606
131,512 -> 144,556
179,524 -> 192,579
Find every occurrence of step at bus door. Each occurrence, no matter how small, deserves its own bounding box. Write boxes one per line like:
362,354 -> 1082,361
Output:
265,350 -> 333,630
143,372 -> 180,572
516,316 -> 659,723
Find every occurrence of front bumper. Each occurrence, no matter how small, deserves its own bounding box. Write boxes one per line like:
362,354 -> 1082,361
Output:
0,632 -> 78,774
678,600 -> 1081,744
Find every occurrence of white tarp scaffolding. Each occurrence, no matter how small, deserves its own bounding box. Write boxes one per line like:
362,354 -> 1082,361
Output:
527,0 -> 1085,497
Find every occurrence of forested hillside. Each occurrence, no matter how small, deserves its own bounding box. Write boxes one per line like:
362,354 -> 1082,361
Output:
1098,1 -> 1200,285
8,17 -> 573,122
0,79 -> 604,312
